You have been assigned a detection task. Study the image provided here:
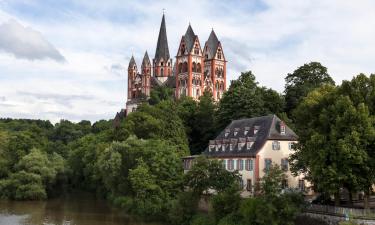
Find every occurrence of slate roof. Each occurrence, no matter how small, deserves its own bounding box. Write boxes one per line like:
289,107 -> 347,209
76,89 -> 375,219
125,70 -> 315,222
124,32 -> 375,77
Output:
150,76 -> 176,89
205,30 -> 220,59
142,51 -> 151,66
154,14 -> 170,62
184,24 -> 197,53
128,56 -> 136,70
204,115 -> 298,158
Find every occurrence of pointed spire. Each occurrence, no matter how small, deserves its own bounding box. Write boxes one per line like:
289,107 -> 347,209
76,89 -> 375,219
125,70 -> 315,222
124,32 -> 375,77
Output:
184,24 -> 196,52
154,14 -> 170,62
142,51 -> 150,66
206,29 -> 220,59
128,55 -> 136,70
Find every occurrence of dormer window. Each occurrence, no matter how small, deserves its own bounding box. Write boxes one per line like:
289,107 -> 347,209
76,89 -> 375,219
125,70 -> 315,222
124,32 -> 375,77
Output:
225,129 -> 230,137
209,145 -> 215,152
254,126 -> 260,135
234,128 -> 239,136
280,122 -> 286,135
229,144 -> 233,151
246,141 -> 253,150
215,145 -> 219,151
244,127 -> 250,135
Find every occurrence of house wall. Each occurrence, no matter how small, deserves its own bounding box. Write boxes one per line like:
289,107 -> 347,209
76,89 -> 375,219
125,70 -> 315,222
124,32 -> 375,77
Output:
257,140 -> 305,189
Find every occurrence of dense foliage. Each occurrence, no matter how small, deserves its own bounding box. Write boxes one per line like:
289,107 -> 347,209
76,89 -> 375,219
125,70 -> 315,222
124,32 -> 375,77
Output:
290,74 -> 375,208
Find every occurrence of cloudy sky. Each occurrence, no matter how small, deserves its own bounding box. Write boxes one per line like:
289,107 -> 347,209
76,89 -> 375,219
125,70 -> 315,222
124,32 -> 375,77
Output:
0,0 -> 375,123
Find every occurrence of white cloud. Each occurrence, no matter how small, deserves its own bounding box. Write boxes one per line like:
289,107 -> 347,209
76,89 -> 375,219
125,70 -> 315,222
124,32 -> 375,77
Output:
0,19 -> 65,62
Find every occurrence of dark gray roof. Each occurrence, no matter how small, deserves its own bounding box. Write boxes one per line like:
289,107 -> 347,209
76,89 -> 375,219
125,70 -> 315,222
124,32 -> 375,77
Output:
205,30 -> 220,59
184,24 -> 197,53
128,56 -> 136,70
164,75 -> 176,88
142,51 -> 151,66
150,76 -> 176,89
204,115 -> 298,157
154,14 -> 170,62
151,77 -> 163,87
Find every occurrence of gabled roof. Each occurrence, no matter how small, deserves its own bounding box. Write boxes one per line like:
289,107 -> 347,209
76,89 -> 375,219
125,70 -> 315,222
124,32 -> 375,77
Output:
204,115 -> 298,157
142,51 -> 151,66
205,29 -> 220,59
128,56 -> 136,70
154,14 -> 170,62
183,24 -> 197,53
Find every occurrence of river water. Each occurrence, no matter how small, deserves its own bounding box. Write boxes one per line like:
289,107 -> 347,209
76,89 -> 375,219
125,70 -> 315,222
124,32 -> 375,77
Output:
0,193 -> 163,225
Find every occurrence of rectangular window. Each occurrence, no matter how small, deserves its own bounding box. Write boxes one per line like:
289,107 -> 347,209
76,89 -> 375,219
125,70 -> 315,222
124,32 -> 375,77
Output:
209,145 -> 214,152
299,179 -> 305,191
281,158 -> 288,171
222,160 -> 226,169
245,159 -> 253,171
272,141 -> 280,150
265,159 -> 272,171
227,159 -> 234,170
282,179 -> 288,189
230,144 -> 233,151
246,179 -> 252,192
237,159 -> 243,171
289,142 -> 293,150
239,179 -> 244,189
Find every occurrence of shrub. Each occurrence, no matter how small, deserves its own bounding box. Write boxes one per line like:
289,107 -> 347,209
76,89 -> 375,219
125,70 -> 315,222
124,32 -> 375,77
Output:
189,214 -> 215,225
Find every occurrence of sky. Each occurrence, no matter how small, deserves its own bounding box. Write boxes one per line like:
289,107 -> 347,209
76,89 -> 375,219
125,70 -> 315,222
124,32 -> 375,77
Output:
0,0 -> 375,123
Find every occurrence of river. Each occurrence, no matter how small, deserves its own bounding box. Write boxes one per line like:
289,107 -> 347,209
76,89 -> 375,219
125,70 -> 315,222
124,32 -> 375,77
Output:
0,193 -> 163,225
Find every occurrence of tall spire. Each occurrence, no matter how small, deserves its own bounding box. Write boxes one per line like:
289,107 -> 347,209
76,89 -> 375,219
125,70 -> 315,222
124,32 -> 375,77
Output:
184,24 -> 196,52
128,55 -> 136,70
142,51 -> 150,66
154,14 -> 170,62
206,29 -> 220,59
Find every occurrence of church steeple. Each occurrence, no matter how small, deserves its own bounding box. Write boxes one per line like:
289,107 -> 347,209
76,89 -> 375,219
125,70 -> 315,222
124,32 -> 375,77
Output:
153,13 -> 173,78
154,14 -> 170,62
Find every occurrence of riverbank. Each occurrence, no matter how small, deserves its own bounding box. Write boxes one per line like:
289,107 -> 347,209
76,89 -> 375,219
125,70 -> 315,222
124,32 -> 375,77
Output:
0,192 -> 163,225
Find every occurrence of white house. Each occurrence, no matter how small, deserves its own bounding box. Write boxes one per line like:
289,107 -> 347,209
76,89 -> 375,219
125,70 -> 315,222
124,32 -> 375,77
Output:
183,115 -> 308,195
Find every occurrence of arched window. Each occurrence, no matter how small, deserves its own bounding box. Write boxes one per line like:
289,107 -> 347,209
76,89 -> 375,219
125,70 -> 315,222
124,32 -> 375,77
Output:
215,68 -> 219,76
197,63 -> 201,73
181,44 -> 185,55
192,62 -> 197,72
196,89 -> 200,97
216,81 -> 219,89
217,49 -> 222,59
183,62 -> 188,73
161,68 -> 164,76
178,63 -> 183,73
194,44 -> 199,55
221,82 -> 225,90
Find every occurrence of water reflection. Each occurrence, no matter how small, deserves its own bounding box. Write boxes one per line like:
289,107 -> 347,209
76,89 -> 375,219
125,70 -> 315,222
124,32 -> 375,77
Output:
0,193 -> 162,225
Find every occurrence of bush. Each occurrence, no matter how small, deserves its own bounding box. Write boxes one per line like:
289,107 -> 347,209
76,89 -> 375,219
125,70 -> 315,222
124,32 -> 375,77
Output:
217,213 -> 243,225
112,196 -> 133,212
189,214 -> 215,225
211,185 -> 241,222
168,191 -> 200,225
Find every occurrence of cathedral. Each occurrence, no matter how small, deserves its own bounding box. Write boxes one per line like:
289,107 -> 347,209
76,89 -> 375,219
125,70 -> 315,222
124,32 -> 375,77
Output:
126,14 -> 227,114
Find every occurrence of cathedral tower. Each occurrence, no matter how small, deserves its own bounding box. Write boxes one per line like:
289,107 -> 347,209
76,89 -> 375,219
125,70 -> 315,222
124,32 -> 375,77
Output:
153,14 -> 173,83
175,24 -> 204,100
141,51 -> 151,96
203,29 -> 226,101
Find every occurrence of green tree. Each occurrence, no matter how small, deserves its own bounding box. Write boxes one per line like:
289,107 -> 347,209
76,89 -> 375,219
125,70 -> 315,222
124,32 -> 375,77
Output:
284,62 -> 335,116
191,91 -> 217,154
216,71 -> 284,130
184,156 -> 239,195
149,85 -> 175,105
290,84 -> 375,206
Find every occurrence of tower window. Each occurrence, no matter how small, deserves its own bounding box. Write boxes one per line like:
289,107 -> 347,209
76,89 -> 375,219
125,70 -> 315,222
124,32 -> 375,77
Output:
161,68 -> 164,76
